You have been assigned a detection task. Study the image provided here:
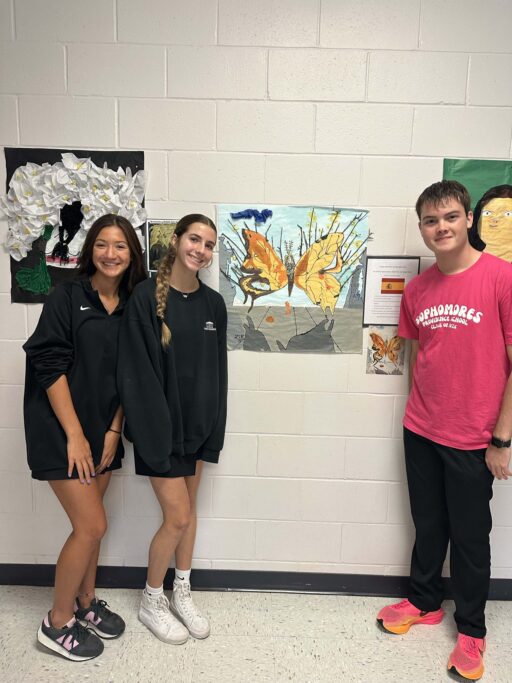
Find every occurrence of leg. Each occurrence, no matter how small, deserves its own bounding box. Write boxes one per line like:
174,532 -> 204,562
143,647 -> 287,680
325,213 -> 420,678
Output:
77,471 -> 112,607
171,461 -> 210,639
138,476 -> 190,645
175,461 -> 204,571
71,471 -> 125,639
49,479 -> 107,628
404,428 -> 450,611
443,446 -> 493,638
147,476 -> 191,588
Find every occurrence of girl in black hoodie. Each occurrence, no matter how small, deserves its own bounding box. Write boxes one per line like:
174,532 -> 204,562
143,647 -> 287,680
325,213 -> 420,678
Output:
118,214 -> 227,645
23,214 -> 146,661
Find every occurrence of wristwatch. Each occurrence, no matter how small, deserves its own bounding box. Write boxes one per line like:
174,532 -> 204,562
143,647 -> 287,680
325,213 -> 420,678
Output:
491,435 -> 512,448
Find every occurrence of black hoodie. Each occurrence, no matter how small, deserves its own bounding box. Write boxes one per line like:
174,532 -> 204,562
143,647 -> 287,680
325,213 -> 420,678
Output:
117,278 -> 227,473
23,279 -> 125,477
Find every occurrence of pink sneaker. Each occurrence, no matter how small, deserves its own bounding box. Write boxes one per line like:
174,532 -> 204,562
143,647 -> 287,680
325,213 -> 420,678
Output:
376,598 -> 444,634
447,634 -> 485,681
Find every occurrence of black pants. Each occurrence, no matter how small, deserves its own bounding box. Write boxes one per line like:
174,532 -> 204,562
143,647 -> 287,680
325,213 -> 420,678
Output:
404,427 -> 494,638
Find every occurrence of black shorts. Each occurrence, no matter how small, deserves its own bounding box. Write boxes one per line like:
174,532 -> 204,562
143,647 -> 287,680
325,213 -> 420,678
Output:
31,452 -> 123,481
134,451 -> 201,478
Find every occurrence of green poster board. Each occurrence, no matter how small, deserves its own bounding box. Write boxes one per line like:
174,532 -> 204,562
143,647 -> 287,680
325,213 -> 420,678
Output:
443,158 -> 512,209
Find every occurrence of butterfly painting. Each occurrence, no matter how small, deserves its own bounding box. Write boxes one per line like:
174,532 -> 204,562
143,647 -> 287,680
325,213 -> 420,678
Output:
366,327 -> 404,375
218,204 -> 370,354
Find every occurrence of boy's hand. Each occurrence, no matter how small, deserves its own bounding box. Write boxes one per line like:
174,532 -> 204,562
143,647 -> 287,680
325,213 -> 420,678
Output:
485,444 -> 512,480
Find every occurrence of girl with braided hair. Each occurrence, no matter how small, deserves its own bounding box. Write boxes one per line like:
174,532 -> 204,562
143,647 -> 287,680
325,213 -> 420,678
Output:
118,214 -> 227,645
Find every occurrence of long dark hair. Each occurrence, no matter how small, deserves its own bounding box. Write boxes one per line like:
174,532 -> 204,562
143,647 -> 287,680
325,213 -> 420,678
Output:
469,185 -> 512,252
77,214 -> 146,293
156,214 -> 217,347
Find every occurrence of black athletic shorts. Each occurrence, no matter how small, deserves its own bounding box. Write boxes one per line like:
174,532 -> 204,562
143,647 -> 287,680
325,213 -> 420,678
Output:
32,452 -> 123,481
134,451 -> 201,478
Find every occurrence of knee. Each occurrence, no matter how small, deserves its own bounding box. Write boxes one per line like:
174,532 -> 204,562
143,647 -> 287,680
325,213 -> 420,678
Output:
164,509 -> 191,535
75,514 -> 107,543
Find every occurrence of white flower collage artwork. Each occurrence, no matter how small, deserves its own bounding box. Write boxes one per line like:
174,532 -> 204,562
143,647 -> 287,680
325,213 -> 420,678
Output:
1,153 -> 146,262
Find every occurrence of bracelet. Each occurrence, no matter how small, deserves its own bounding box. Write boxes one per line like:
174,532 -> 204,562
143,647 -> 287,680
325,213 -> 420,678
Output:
108,428 -> 121,434
491,435 -> 511,448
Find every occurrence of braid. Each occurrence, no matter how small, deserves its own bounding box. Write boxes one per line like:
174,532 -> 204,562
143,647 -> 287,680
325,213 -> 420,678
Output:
155,247 -> 176,348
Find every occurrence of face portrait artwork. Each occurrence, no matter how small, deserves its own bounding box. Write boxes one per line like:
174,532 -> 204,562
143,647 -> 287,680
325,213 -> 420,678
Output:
465,184 -> 512,263
478,196 -> 512,262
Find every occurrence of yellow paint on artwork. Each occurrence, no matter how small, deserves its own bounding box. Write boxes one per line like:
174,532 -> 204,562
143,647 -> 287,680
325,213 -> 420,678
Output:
479,197 -> 512,262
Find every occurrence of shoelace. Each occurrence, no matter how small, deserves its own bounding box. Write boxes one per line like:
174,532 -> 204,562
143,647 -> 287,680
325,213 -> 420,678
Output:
176,584 -> 201,621
391,599 -> 412,611
154,594 -> 172,621
64,619 -> 91,648
89,599 -> 111,620
459,635 -> 481,657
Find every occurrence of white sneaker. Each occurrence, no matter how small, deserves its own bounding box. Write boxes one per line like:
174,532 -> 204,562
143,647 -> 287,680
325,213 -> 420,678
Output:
170,580 -> 210,639
138,591 -> 188,644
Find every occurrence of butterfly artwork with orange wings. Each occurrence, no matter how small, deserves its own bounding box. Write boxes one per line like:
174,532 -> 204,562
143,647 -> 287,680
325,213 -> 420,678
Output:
367,328 -> 404,375
219,205 -> 369,314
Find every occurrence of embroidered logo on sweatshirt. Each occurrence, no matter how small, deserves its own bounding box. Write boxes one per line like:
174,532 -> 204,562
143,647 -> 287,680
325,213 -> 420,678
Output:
80,305 -> 91,311
204,321 -> 216,331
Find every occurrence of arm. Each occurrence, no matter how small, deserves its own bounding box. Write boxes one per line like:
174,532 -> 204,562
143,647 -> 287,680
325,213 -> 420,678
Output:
95,405 -> 124,474
408,340 -> 419,393
46,375 -> 94,482
117,295 -> 174,473
203,298 -> 228,460
24,284 -> 93,482
485,344 -> 512,480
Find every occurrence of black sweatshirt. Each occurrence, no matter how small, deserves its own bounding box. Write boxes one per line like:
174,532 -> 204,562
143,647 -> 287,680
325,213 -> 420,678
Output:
117,278 -> 228,473
23,279 -> 125,476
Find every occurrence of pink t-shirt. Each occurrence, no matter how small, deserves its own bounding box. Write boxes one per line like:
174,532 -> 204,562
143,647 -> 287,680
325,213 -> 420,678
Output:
399,252 -> 512,449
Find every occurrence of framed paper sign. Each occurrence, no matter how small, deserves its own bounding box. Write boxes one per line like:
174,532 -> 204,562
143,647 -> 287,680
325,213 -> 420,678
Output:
363,256 -> 420,327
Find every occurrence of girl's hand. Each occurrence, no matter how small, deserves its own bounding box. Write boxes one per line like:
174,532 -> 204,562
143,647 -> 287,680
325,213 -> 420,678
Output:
95,430 -> 120,474
67,432 -> 94,483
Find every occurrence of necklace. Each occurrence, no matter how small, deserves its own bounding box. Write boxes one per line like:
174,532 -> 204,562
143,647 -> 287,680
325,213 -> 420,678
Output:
170,284 -> 198,299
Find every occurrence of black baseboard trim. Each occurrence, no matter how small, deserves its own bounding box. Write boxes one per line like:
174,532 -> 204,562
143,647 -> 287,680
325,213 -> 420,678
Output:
1,565 -> 511,599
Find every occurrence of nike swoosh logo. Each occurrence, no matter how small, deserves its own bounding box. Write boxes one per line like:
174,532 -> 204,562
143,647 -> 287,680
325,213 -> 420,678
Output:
80,306 -> 91,311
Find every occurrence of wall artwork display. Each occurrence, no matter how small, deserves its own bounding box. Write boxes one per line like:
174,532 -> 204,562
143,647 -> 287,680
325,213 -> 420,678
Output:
443,158 -> 512,262
218,204 -> 369,353
145,219 -> 177,275
0,148 -> 145,302
366,325 -> 404,375
363,256 -> 420,327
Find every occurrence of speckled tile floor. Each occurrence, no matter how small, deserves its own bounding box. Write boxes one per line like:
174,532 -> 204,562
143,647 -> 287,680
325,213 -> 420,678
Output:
1,586 -> 511,682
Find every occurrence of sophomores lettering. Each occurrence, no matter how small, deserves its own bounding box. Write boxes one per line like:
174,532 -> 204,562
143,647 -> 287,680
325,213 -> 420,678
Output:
415,303 -> 483,328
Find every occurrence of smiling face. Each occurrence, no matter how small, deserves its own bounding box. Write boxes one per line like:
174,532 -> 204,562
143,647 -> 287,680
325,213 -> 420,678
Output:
418,199 -> 473,258
173,222 -> 217,273
479,197 -> 512,261
92,226 -> 131,282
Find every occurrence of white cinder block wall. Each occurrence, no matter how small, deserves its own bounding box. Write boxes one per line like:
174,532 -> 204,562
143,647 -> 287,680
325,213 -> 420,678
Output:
1,0 -> 512,579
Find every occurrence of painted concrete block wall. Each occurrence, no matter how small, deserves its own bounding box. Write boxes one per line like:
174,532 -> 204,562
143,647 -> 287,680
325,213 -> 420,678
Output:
1,0 -> 511,579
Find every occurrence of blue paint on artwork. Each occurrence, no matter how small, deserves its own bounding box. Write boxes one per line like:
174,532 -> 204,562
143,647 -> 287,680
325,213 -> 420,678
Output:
230,208 -> 273,225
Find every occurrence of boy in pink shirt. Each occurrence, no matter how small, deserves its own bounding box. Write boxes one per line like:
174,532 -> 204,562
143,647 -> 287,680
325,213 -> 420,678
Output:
376,181 -> 512,681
